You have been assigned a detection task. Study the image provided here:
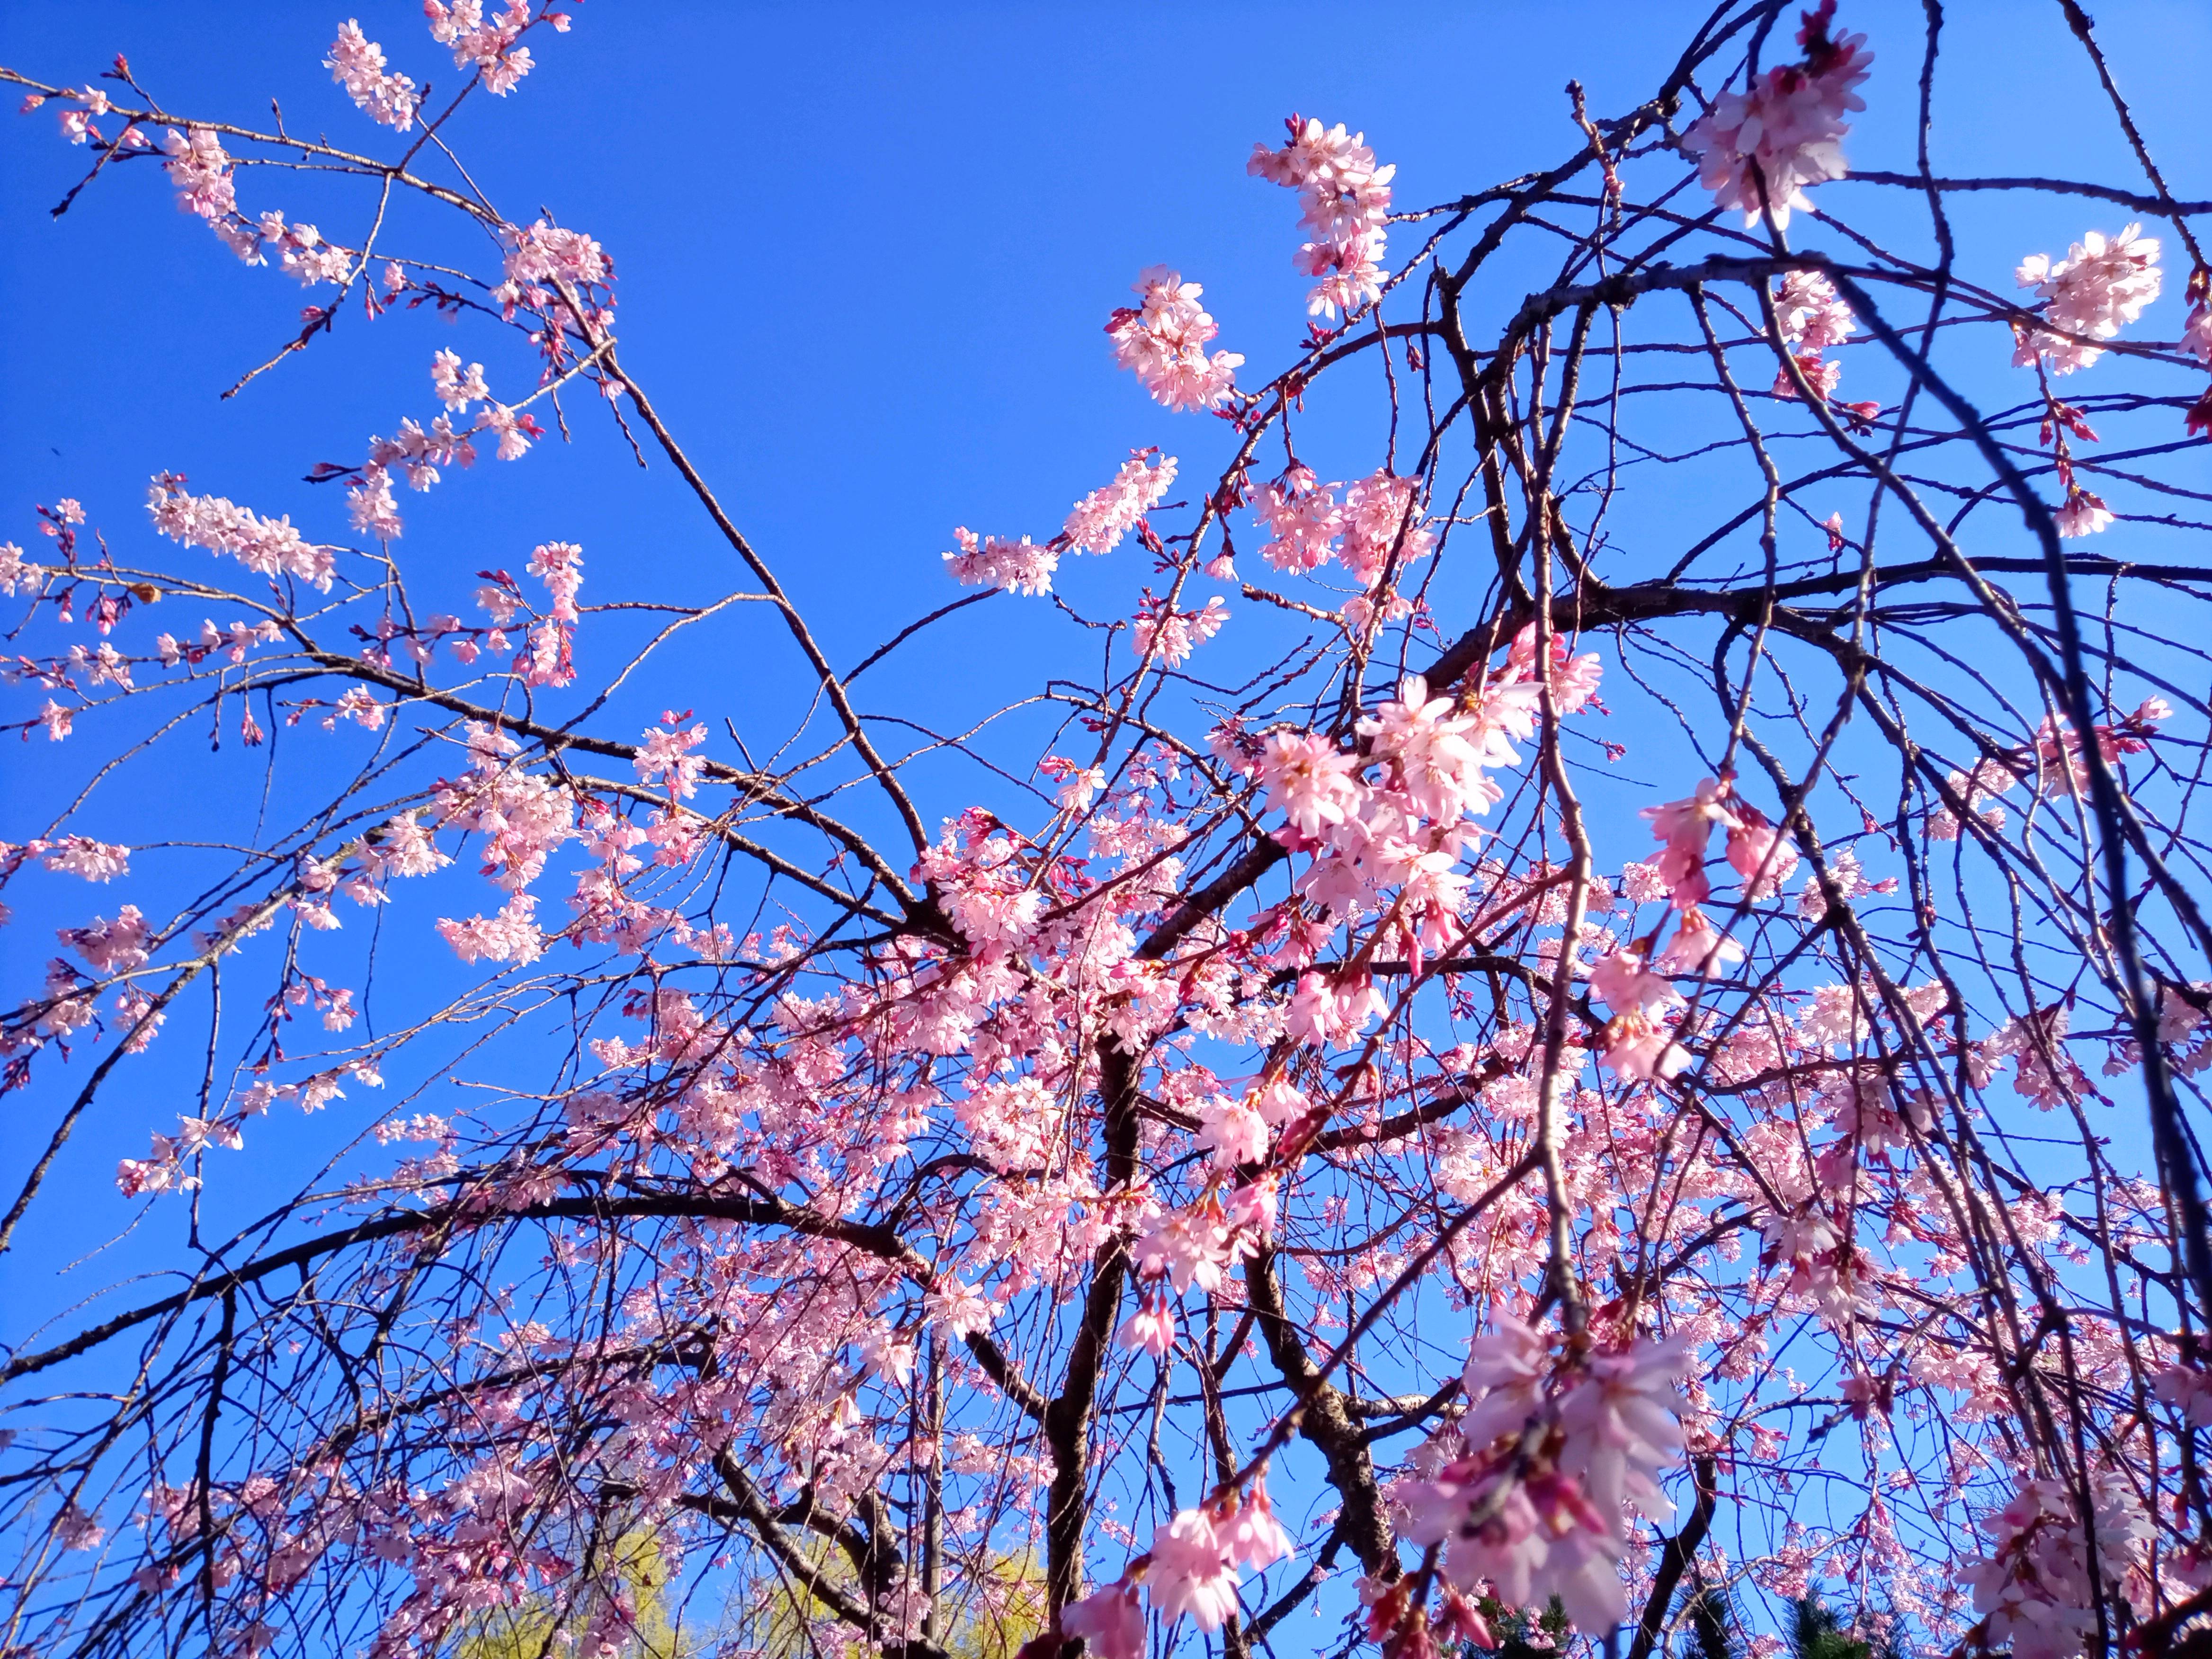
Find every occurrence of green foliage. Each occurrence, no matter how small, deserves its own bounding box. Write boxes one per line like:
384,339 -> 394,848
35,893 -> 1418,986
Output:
942,1551 -> 1047,1659
1791,1596 -> 1872,1659
726,1539 -> 854,1659
453,1528 -> 685,1659
729,1544 -> 1044,1659
1678,1573 -> 1737,1659
1464,1594 -> 1571,1659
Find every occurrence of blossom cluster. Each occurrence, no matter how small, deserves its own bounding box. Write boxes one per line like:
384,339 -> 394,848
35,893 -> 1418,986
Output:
425,0 -> 558,97
1392,1319 -> 1695,1634
1248,115 -> 1395,319
1132,593 -> 1229,667
1063,450 -> 1177,556
1064,1478 -> 1294,1651
945,450 -> 1178,596
118,1059 -> 377,1198
942,527 -> 1054,596
1927,699 -> 2168,839
96,697 -> 739,1198
1683,0 -> 1873,228
1576,776 -> 1800,1079
1768,268 -> 1866,415
154,126 -> 353,284
147,474 -> 336,591
326,20 -> 419,130
39,83 -> 126,148
492,217 -> 613,318
1106,267 -> 1243,411
1253,464 -> 1434,600
1958,1474 -> 2152,1659
347,351 -> 541,541
1251,644 -> 1601,977
2014,224 -> 2162,375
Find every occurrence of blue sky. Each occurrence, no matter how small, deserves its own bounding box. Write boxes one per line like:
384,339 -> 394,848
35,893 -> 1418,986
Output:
0,0 -> 2204,1372
0,0 -> 2204,758
7,0 -> 2204,1234
2,0 -> 2210,1638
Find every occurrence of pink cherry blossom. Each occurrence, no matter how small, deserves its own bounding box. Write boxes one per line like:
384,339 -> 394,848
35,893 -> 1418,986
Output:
1257,732 -> 1362,836
2154,1363 -> 2212,1428
58,904 -> 151,974
493,217 -> 611,315
1773,350 -> 1843,402
1682,1 -> 1872,228
1132,1205 -> 1237,1296
2053,486 -> 2114,537
1589,948 -> 1674,1016
1197,1092 -> 1267,1168
1063,450 -> 1177,555
633,722 -> 708,799
1600,1009 -> 1690,1081
1062,1582 -> 1145,1659
1222,1480 -> 1293,1571
1723,801 -> 1799,895
1254,467 -> 1343,573
2015,224 -> 2162,375
1402,1324 -> 1693,1634
147,474 -> 336,591
1284,970 -> 1384,1047
1356,676 -> 1492,821
945,526 -> 1058,596
1107,267 -> 1243,411
1133,594 -> 1229,667
1774,269 -> 1856,349
1458,1316 -> 1549,1447
160,125 -> 240,228
326,21 -> 420,130
435,892 -> 545,965
1959,1474 -> 2151,1659
1639,777 -> 1739,909
43,836 -> 130,882
1116,1295 -> 1178,1358
1144,1507 -> 1240,1631
1650,906 -> 1744,977
1556,1334 -> 1692,1522
1338,470 -> 1431,586
1248,115 -> 1395,318
425,0 -> 544,97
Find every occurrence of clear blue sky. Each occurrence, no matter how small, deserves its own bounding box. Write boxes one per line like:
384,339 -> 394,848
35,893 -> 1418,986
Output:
1,1 -> 2208,1624
3,0 -> 2208,1356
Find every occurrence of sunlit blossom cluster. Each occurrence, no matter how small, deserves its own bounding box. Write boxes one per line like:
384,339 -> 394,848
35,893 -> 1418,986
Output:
1768,268 -> 1873,423
1683,0 -> 1872,227
325,20 -> 419,131
2014,223 -> 2162,375
1062,449 -> 1177,555
1959,1474 -> 2153,1659
1248,115 -> 1396,319
1066,1478 -> 1294,1652
346,351 -> 540,541
946,450 -> 1179,595
7,10 -> 2212,1659
146,474 -> 336,591
1393,1319 -> 1694,1633
1106,266 -> 1243,411
1132,593 -> 1229,667
424,0 -> 556,98
492,216 -> 612,318
1253,464 -> 1434,604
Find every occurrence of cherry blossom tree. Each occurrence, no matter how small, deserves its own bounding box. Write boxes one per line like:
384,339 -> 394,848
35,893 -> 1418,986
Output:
4,5 -> 2212,1659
